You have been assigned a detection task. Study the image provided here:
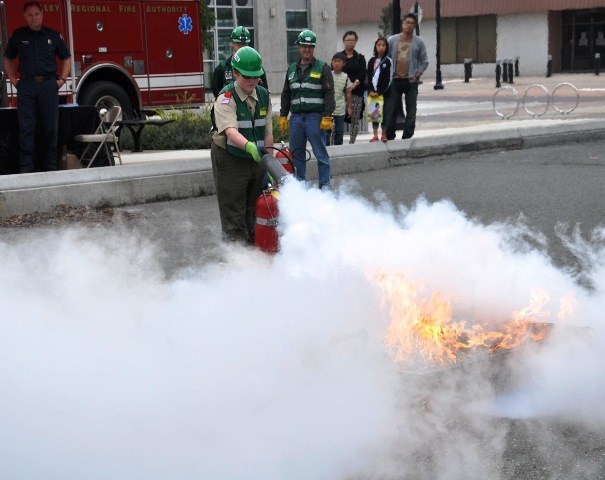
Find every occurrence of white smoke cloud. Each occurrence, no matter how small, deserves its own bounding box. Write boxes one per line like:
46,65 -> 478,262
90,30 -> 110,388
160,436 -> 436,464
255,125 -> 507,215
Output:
1,180 -> 604,479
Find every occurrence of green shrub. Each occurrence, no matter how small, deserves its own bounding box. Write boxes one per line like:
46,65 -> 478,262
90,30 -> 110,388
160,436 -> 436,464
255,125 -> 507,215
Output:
119,108 -> 213,151
119,106 -> 288,151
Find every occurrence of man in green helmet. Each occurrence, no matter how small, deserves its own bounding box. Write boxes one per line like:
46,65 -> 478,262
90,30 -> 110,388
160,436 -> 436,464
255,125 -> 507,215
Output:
211,26 -> 269,97
280,29 -> 335,189
211,46 -> 273,244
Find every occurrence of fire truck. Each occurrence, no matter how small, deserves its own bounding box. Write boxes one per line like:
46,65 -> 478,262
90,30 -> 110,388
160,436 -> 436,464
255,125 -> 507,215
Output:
0,0 -> 204,114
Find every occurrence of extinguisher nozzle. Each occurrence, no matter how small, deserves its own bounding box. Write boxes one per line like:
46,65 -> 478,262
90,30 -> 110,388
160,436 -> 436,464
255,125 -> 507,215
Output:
261,154 -> 290,186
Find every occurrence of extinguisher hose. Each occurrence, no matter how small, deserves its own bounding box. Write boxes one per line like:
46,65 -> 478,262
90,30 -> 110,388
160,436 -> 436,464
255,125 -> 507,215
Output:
289,147 -> 312,163
264,146 -> 312,163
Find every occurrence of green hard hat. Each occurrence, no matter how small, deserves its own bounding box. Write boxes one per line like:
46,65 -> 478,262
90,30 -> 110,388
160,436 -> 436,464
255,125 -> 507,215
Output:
231,46 -> 264,77
231,26 -> 251,44
296,29 -> 317,46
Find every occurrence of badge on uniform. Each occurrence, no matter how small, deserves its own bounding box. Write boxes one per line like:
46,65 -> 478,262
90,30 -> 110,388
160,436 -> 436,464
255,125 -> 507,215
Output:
221,90 -> 232,104
225,70 -> 233,80
259,108 -> 267,117
310,72 -> 321,79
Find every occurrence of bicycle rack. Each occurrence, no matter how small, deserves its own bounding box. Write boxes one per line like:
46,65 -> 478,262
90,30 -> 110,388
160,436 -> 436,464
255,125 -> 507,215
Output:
493,82 -> 579,118
522,84 -> 550,118
551,82 -> 579,114
492,86 -> 519,119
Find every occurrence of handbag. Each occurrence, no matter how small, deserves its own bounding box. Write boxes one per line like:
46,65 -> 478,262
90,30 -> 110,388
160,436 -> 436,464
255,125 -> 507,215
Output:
366,94 -> 384,123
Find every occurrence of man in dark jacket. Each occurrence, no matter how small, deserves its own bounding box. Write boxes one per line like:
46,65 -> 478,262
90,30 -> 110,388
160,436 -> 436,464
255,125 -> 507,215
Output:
211,26 -> 268,97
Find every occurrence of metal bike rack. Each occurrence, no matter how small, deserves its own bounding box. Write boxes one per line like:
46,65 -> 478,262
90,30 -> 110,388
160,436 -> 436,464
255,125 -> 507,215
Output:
492,86 -> 520,119
522,84 -> 550,118
551,82 -> 579,114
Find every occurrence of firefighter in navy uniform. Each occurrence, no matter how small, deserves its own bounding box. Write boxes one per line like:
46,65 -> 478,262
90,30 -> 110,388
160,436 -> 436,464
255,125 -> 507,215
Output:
210,26 -> 268,97
211,46 -> 273,244
3,1 -> 71,173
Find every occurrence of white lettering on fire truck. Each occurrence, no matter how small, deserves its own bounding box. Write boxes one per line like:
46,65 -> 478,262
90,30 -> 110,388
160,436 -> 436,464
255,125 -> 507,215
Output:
145,5 -> 188,13
118,5 -> 137,13
72,5 -> 113,13
43,4 -> 61,12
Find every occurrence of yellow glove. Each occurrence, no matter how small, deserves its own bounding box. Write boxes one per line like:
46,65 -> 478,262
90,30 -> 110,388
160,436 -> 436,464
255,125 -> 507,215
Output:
320,116 -> 334,131
278,116 -> 289,133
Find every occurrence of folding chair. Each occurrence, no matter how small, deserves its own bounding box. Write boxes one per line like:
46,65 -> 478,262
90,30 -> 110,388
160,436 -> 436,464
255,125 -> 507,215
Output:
75,105 -> 122,168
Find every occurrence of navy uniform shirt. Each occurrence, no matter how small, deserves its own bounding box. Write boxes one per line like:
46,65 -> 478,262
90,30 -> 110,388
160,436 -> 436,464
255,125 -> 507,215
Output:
4,26 -> 70,76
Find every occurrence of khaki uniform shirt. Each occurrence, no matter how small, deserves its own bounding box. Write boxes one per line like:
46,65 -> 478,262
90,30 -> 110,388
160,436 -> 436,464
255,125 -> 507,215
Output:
212,82 -> 273,149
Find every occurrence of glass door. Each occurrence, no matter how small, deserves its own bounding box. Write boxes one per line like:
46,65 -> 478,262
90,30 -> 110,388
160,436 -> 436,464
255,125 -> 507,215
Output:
562,9 -> 605,71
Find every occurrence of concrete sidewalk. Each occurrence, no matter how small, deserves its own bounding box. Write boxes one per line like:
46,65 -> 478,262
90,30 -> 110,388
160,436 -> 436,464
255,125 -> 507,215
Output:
1,73 -> 603,217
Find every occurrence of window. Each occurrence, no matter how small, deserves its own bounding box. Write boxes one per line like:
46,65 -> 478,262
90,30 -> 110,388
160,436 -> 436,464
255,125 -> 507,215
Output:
440,15 -> 496,64
286,0 -> 308,63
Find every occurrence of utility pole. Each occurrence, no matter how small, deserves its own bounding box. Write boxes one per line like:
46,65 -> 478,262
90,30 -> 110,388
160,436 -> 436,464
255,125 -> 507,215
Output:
414,1 -> 419,35
392,0 -> 401,35
434,0 -> 444,90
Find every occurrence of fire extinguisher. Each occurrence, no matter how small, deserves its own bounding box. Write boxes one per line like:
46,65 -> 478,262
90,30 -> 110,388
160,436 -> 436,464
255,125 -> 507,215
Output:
254,189 -> 280,254
273,142 -> 295,175
253,152 -> 294,254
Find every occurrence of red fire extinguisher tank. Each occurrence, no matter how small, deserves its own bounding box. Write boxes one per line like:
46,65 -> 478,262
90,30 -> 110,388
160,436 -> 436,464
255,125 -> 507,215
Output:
275,147 -> 294,175
254,190 -> 280,253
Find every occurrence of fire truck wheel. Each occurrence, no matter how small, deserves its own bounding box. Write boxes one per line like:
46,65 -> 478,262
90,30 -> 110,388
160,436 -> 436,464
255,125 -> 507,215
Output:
79,81 -> 134,118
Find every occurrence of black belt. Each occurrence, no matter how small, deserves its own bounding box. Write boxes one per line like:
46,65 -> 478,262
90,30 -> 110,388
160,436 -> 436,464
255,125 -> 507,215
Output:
393,78 -> 411,82
20,73 -> 56,82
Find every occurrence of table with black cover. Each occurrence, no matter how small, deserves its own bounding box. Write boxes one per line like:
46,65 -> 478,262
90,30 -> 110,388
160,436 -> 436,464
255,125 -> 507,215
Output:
116,118 -> 175,152
0,105 -> 99,174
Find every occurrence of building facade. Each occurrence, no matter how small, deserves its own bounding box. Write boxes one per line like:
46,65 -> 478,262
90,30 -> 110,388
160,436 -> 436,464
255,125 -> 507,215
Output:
336,0 -> 605,78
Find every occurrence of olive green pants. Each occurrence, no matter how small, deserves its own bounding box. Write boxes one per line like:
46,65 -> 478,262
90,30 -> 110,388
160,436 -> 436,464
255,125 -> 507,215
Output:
211,142 -> 263,244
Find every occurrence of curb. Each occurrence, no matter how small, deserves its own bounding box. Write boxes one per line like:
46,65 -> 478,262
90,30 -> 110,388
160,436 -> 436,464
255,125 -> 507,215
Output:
0,160 -> 215,216
1,120 -> 604,216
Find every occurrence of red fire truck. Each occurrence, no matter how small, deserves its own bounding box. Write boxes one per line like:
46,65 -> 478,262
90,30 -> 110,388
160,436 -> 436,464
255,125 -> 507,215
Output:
0,0 -> 205,114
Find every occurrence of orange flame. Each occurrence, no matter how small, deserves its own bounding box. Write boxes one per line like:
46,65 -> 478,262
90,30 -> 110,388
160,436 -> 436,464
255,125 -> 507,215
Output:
375,273 -> 570,367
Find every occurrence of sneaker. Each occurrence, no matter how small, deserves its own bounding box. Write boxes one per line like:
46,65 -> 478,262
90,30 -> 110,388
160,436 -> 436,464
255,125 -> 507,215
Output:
370,137 -> 379,142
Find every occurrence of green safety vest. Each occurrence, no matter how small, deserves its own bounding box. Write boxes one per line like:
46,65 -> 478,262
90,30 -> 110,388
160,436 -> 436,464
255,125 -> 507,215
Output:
287,59 -> 326,113
220,83 -> 270,158
221,58 -> 234,85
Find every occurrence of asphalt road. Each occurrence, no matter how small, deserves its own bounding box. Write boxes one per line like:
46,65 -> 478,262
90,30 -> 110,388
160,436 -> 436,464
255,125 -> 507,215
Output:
3,138 -> 605,479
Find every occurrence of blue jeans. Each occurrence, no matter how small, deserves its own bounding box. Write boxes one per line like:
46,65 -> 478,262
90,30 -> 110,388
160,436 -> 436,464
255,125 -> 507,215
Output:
385,79 -> 418,140
289,112 -> 331,188
324,115 -> 345,146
